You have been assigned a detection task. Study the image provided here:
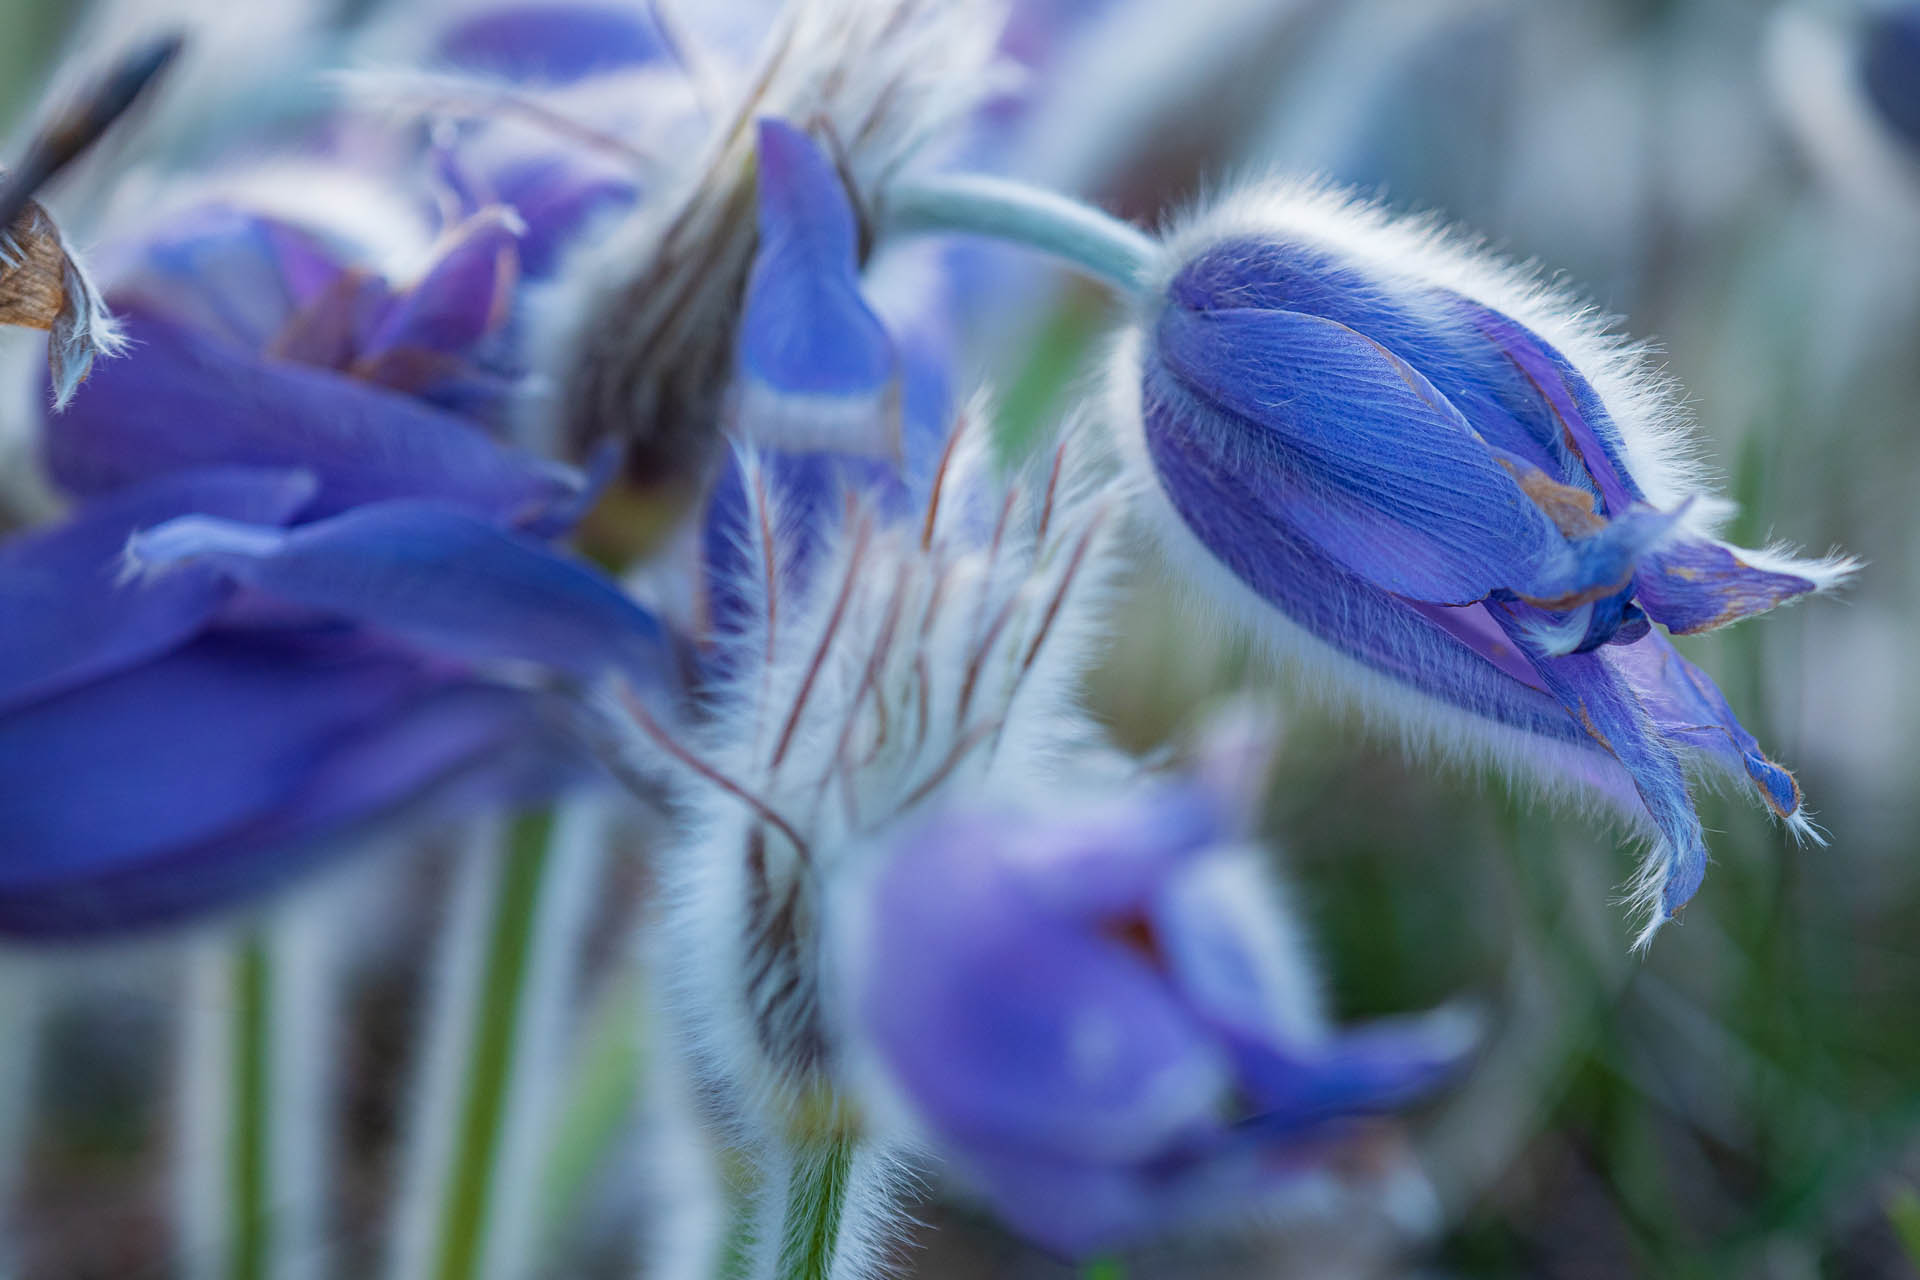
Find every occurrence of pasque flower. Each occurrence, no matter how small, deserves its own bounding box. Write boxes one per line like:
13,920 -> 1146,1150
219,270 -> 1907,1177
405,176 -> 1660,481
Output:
1112,182 -> 1853,943
840,780 -> 1471,1258
0,173 -> 664,935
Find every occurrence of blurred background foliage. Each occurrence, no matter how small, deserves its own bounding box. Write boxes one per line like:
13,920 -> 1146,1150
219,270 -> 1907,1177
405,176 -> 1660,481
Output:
2,0 -> 1918,1277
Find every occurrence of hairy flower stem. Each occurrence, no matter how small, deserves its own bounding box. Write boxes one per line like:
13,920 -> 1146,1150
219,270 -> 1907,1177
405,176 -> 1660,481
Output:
775,1133 -> 856,1280
881,173 -> 1157,294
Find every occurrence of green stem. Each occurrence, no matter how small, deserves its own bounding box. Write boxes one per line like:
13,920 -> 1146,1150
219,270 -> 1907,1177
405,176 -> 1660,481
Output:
775,1134 -> 855,1280
881,173 -> 1157,294
229,934 -> 271,1280
430,811 -> 555,1280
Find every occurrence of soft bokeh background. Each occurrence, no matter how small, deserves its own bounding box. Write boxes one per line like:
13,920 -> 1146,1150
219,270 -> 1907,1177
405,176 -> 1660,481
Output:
2,0 -> 1917,1276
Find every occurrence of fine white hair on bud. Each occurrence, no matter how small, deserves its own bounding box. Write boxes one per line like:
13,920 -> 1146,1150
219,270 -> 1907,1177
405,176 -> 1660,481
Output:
613,402 -> 1122,1278
1109,176 -> 1853,945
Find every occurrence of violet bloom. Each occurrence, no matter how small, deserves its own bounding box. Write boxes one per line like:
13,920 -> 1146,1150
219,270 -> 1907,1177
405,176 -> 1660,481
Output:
1113,182 -> 1853,943
844,784 -> 1470,1258
0,195 -> 664,936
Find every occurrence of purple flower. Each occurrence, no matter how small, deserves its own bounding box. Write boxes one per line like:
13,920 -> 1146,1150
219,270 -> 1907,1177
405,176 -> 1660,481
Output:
1115,183 -> 1853,943
0,196 -> 664,937
844,784 -> 1470,1258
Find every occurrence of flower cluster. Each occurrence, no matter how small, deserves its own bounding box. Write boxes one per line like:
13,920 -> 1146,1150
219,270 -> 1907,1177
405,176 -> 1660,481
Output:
0,1 -> 1854,1274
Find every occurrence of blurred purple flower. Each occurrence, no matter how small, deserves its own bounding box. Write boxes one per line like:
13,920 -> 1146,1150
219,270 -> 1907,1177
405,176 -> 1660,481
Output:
1116,183 -> 1853,942
1863,4 -> 1920,154
847,784 -> 1470,1258
0,193 -> 663,937
434,2 -> 668,85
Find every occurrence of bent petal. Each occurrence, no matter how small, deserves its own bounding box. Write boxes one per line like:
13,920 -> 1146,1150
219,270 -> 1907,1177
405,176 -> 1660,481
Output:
1610,631 -> 1811,833
0,466 -> 315,714
44,308 -> 582,525
736,120 -> 896,456
1635,538 -> 1846,635
1491,603 -> 1709,941
127,500 -> 667,686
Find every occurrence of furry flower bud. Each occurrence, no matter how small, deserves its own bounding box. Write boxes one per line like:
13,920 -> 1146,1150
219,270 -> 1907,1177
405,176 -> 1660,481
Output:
1114,182 -> 1853,944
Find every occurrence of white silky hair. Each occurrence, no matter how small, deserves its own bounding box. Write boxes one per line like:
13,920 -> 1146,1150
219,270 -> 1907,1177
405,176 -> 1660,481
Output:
638,401 -> 1123,1278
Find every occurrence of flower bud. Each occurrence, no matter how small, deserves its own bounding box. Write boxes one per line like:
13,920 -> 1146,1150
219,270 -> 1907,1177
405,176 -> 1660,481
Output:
1114,182 -> 1853,943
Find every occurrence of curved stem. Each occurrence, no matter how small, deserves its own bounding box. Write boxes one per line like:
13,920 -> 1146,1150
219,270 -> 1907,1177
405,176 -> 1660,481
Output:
880,173 -> 1157,294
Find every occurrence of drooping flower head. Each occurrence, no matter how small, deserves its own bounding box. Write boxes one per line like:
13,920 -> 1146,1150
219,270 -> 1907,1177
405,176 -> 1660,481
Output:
835,773 -> 1472,1259
1113,180 -> 1854,944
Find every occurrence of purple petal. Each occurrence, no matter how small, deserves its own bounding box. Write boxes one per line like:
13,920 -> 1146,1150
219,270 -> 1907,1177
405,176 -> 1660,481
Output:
0,466 -> 315,714
1147,849 -> 1315,1052
1459,303 -> 1641,513
44,307 -> 582,524
1609,631 -> 1807,825
0,634 -> 426,888
487,153 -> 635,277
1490,603 -> 1709,930
1231,1013 -> 1474,1137
0,635 -> 580,935
1635,539 -> 1820,635
1152,304 -> 1629,608
437,4 -> 665,83
354,205 -> 523,389
268,267 -> 394,371
865,813 -> 1230,1165
1142,396 -> 1591,747
737,120 -> 896,456
127,500 -> 667,686
108,204 -> 349,352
